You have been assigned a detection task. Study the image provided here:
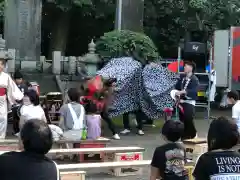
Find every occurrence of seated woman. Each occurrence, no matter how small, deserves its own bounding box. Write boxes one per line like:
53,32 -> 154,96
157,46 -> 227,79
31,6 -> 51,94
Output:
193,116 -> 240,180
59,88 -> 86,140
19,89 -> 46,129
0,120 -> 59,180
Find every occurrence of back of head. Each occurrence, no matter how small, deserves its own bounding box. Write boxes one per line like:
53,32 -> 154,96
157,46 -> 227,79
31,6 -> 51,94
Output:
227,90 -> 239,101
83,99 -> 98,114
208,116 -> 239,151
24,89 -> 39,106
162,120 -> 184,142
67,88 -> 80,102
20,119 -> 53,154
13,70 -> 23,79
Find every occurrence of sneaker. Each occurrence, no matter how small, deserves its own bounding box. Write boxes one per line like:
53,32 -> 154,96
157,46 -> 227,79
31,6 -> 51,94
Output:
137,130 -> 144,135
120,129 -> 131,134
14,132 -> 20,137
112,134 -> 120,140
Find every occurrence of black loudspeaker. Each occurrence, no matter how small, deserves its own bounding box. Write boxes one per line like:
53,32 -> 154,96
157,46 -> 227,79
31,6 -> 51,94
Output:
184,42 -> 207,54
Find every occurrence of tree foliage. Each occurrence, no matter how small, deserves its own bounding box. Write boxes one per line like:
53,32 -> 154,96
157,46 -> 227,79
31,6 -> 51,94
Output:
144,0 -> 240,56
96,30 -> 159,64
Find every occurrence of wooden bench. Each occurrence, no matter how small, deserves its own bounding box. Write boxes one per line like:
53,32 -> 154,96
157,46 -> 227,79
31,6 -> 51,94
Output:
183,138 -> 207,162
58,161 -> 194,179
55,137 -> 111,162
60,171 -> 86,180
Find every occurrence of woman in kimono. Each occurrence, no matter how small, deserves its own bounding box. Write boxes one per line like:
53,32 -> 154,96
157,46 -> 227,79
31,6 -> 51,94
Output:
0,58 -> 23,139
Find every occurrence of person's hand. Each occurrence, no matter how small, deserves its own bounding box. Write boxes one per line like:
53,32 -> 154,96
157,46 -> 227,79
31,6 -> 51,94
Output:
180,90 -> 186,95
175,91 -> 181,96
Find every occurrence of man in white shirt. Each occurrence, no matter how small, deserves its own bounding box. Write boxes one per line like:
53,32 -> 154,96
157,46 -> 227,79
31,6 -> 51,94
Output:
227,90 -> 240,129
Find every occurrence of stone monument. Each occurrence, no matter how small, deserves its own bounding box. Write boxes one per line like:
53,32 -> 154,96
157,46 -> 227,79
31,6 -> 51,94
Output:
4,0 -> 42,64
115,0 -> 144,32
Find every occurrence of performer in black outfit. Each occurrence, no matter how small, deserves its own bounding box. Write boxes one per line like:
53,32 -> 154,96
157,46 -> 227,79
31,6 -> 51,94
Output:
12,71 -> 28,135
175,61 -> 199,139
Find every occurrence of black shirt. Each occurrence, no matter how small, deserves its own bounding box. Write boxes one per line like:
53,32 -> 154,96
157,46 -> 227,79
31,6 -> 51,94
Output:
151,142 -> 188,180
0,151 -> 58,180
193,150 -> 240,180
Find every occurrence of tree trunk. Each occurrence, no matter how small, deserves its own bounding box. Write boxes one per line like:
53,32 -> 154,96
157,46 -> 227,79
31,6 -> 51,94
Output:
48,11 -> 71,58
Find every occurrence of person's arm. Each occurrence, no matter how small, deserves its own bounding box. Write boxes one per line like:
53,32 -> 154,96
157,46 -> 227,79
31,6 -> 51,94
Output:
192,154 -> 208,180
58,105 -> 66,130
150,148 -> 162,180
7,74 -> 24,104
232,106 -> 238,123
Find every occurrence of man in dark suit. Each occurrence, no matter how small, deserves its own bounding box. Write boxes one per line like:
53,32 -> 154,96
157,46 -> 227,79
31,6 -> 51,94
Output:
175,61 -> 199,139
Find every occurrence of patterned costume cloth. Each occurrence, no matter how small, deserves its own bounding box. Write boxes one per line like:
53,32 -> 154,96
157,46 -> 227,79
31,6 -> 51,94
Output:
97,57 -> 142,117
140,64 -> 178,119
97,57 -> 178,119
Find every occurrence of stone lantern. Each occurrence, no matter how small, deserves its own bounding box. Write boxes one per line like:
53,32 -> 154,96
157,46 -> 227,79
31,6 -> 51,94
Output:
79,39 -> 101,76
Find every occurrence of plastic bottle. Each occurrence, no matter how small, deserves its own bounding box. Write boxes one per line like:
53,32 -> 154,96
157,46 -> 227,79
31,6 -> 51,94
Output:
81,128 -> 87,140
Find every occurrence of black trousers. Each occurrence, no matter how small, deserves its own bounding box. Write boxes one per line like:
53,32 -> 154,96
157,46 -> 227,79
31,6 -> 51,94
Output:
101,111 -> 116,135
12,106 -> 20,134
122,110 -> 143,130
179,103 -> 197,139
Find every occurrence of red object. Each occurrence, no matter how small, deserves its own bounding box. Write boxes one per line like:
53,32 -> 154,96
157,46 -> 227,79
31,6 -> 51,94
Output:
120,154 -> 140,161
87,75 -> 103,97
167,60 -> 184,72
231,27 -> 240,81
0,88 -> 6,96
75,142 -> 106,162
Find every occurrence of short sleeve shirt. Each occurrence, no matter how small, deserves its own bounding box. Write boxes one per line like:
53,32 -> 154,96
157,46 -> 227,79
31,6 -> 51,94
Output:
193,150 -> 240,180
0,151 -> 58,180
232,101 -> 240,129
151,142 -> 188,180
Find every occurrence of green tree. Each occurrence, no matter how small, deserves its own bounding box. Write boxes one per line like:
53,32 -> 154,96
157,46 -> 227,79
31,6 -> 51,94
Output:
144,0 -> 240,57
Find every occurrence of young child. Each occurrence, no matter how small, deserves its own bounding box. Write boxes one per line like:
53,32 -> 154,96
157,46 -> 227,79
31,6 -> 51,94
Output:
227,90 -> 240,130
84,99 -> 101,140
150,120 -> 187,180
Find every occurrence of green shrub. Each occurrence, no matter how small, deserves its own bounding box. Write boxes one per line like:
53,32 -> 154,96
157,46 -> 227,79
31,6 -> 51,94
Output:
96,30 -> 159,64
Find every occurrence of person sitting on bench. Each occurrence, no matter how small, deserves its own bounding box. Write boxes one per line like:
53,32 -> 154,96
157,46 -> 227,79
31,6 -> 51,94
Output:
59,88 -> 86,140
0,120 -> 59,180
150,120 -> 187,180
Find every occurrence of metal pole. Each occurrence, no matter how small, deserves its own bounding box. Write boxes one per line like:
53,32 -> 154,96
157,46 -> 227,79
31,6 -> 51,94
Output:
116,0 -> 122,31
177,46 -> 181,73
207,46 -> 213,123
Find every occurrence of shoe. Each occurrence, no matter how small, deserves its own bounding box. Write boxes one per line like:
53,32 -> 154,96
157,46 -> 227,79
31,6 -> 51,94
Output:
120,129 -> 131,134
112,134 -> 120,140
137,130 -> 144,135
14,132 -> 20,137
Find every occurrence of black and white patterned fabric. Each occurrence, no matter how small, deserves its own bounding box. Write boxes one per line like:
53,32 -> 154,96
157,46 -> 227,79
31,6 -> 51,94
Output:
97,57 -> 142,117
140,64 -> 178,119
97,57 -> 178,119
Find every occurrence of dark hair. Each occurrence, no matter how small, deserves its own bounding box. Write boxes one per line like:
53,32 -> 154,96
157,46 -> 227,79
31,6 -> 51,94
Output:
83,99 -> 98,114
67,88 -> 80,102
13,71 -> 23,79
162,120 -> 184,142
207,116 -> 239,151
227,90 -> 239,101
184,61 -> 196,72
20,120 -> 53,154
24,89 -> 39,106
0,59 -> 6,66
104,78 -> 117,87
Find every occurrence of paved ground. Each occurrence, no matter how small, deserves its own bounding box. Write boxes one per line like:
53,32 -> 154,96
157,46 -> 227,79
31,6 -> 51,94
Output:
83,108 -> 231,180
